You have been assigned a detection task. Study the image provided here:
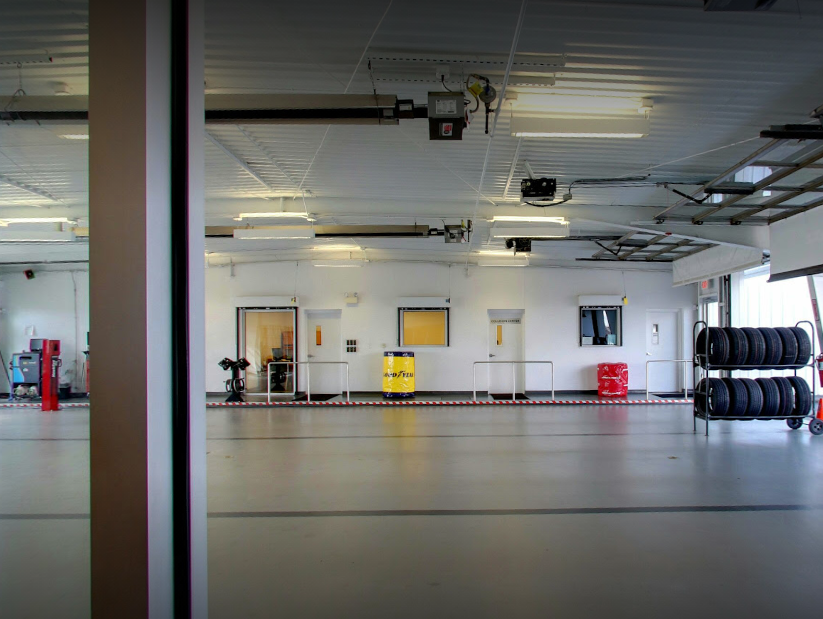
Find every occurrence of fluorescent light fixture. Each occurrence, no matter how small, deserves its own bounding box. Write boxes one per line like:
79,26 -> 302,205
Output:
233,228 -> 315,240
238,212 -> 315,221
311,245 -> 362,251
58,134 -> 89,140
511,117 -> 649,138
491,216 -> 568,224
475,249 -> 517,256
312,260 -> 364,268
0,217 -> 76,226
0,230 -> 76,242
491,224 -> 569,239
478,256 -> 529,267
510,94 -> 649,114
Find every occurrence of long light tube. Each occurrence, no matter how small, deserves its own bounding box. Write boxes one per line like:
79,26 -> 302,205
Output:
233,228 -> 315,240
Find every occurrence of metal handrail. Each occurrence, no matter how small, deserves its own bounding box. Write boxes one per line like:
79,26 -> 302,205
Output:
645,359 -> 691,400
472,361 -> 554,402
267,361 -> 350,404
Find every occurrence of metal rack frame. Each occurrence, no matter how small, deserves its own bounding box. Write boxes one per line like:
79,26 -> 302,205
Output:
267,361 -> 350,404
472,361 -> 555,402
693,320 -> 817,436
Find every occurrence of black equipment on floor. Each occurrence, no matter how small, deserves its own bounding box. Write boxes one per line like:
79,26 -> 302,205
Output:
218,357 -> 251,403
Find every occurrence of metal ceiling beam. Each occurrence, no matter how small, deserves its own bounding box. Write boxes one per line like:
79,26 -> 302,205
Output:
756,161 -> 823,170
592,232 -> 635,259
731,174 -> 823,223
653,139 -> 786,221
235,126 -> 300,189
502,137 -> 523,199
767,195 -> 823,224
0,94 -> 408,125
0,173 -> 59,202
644,239 -> 693,260
617,234 -> 667,260
692,145 -> 823,223
205,132 -> 278,193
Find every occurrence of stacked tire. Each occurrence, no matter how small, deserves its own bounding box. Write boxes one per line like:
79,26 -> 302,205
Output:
696,327 -> 812,368
696,375 -> 818,432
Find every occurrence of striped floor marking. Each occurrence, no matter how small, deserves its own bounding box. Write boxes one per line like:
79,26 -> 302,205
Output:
204,399 -> 693,408
0,399 -> 693,409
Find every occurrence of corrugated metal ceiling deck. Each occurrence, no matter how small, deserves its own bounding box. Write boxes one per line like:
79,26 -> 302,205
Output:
2,0 -> 823,265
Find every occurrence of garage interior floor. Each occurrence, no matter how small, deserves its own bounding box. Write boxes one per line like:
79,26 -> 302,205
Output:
2,405 -> 822,618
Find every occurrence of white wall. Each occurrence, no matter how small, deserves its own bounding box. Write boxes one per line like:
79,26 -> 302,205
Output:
0,269 -> 89,392
206,262 -> 696,393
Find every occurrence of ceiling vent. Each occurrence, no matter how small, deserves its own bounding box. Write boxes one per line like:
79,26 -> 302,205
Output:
703,0 -> 777,11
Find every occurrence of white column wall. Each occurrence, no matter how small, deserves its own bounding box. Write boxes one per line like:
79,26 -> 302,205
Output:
0,270 -> 89,393
206,262 -> 695,393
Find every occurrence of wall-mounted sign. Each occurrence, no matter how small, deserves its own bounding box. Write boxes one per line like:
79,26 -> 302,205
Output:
490,318 -> 522,324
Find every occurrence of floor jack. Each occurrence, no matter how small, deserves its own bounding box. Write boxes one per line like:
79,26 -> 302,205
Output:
218,357 -> 250,403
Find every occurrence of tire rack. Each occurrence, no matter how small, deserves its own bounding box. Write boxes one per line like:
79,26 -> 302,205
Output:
693,320 -> 819,436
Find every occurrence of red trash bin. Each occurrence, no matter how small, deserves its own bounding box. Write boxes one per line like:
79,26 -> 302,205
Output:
597,362 -> 628,397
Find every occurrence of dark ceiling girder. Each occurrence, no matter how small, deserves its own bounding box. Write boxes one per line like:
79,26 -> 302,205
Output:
0,94 -> 429,125
760,125 -> 823,140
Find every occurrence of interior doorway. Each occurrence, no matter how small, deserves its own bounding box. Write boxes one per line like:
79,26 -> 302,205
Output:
238,308 -> 296,394
305,310 -> 343,397
487,310 -> 525,398
646,309 -> 681,395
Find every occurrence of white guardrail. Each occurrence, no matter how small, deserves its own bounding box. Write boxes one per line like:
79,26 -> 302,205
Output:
645,359 -> 691,400
267,361 -> 350,404
472,361 -> 555,402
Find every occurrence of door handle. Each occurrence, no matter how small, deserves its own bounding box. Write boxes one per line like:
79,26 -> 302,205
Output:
308,354 -> 315,359
489,354 -> 496,358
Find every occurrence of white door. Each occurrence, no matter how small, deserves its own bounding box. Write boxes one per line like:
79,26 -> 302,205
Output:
305,310 -> 343,395
646,310 -> 681,394
488,311 -> 524,396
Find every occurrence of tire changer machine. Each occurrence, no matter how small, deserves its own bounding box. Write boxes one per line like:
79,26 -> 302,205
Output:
9,339 -> 61,411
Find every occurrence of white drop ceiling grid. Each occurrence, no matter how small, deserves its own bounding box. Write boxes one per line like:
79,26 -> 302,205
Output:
2,0 -> 823,265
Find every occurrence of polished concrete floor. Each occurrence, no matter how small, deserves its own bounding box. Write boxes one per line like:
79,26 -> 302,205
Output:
2,405 -> 823,618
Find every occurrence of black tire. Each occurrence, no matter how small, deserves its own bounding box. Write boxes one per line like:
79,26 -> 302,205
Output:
771,377 -> 794,417
696,377 -> 730,417
759,328 -> 783,367
740,327 -> 766,366
787,418 -> 803,430
774,328 -> 799,366
789,327 -> 812,366
696,328 -> 729,367
723,328 -> 749,367
810,419 -> 823,435
739,378 -> 763,417
786,376 -> 812,417
755,377 -> 780,418
722,378 -> 749,417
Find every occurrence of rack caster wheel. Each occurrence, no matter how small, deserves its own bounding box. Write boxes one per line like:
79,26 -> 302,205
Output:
809,419 -> 823,436
786,418 -> 803,430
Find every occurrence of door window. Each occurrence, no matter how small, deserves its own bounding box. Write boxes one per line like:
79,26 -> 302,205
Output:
239,309 -> 295,393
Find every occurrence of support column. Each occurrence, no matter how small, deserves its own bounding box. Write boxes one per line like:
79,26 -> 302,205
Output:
89,0 -> 206,616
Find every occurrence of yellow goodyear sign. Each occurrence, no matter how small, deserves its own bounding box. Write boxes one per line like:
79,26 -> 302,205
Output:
382,351 -> 415,398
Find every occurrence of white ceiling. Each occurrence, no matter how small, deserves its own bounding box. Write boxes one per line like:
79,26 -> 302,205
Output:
3,0 -> 823,267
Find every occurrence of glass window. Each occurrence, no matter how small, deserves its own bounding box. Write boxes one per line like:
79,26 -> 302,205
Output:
239,309 -> 295,393
580,306 -> 622,346
399,309 -> 449,346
